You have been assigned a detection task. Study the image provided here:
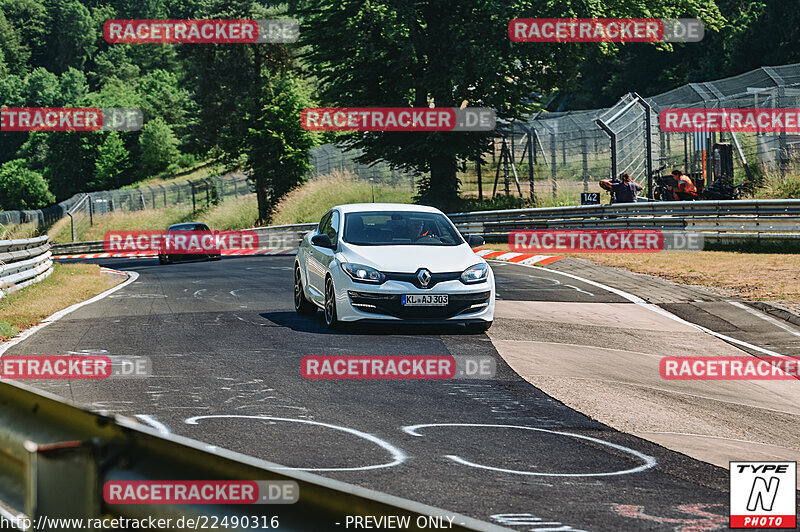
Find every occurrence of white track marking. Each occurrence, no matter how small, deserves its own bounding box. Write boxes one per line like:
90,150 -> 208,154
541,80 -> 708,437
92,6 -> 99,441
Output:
185,415 -> 406,472
134,414 -> 171,435
403,423 -> 657,477
638,431 -> 799,446
728,301 -> 800,338
0,271 -> 139,357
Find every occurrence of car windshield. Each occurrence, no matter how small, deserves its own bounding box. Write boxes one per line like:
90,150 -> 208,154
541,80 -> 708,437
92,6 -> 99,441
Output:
169,224 -> 210,231
343,211 -> 463,246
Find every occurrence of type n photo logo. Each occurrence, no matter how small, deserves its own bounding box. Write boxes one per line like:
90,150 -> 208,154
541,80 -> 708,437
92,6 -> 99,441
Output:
730,461 -> 796,528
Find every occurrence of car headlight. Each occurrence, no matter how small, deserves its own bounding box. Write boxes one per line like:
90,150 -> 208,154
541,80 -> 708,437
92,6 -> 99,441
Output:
461,263 -> 489,284
341,262 -> 386,284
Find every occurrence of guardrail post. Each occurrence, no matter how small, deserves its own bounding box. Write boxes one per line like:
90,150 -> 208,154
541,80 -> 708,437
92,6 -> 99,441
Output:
26,441 -> 101,524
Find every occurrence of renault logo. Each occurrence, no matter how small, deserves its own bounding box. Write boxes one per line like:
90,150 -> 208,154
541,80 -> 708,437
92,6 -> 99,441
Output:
417,268 -> 432,288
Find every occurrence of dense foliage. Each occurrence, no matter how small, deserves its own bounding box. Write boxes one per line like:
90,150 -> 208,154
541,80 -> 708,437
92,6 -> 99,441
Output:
0,0 -> 796,214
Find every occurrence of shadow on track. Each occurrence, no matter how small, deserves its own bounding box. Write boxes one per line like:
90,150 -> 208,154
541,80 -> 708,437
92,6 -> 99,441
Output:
259,311 -> 485,336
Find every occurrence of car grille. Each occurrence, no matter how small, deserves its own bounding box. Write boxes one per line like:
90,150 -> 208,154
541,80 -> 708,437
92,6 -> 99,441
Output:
383,271 -> 461,289
348,291 -> 491,319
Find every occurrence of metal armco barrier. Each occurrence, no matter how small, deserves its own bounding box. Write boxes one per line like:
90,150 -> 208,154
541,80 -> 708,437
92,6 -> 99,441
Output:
0,236 -> 53,298
447,199 -> 800,242
0,381 -> 503,531
50,200 -> 800,257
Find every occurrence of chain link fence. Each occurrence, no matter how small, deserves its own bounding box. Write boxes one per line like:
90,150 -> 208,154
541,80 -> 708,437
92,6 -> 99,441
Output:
464,63 -> 800,206
1,172 -> 252,241
308,144 -> 418,188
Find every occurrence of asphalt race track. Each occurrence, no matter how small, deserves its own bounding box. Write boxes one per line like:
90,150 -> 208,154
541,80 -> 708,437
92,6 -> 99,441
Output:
6,256 -> 735,531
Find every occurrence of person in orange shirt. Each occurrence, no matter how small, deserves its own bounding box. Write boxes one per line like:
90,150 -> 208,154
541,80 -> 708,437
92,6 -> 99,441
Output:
667,170 -> 698,201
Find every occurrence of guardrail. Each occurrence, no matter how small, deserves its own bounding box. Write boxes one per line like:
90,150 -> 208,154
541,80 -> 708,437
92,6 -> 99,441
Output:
0,236 -> 53,298
48,199 -> 800,257
0,380 -> 504,531
448,199 -> 800,242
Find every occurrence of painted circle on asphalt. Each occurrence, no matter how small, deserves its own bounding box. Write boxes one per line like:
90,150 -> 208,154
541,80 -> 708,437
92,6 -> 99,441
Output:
185,415 -> 406,472
403,423 -> 658,477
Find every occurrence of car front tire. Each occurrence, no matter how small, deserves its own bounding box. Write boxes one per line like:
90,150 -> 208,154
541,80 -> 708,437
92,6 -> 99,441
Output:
324,277 -> 340,330
294,266 -> 317,316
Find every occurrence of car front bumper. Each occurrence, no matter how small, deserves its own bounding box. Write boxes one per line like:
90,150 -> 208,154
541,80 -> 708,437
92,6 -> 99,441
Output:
331,269 -> 495,323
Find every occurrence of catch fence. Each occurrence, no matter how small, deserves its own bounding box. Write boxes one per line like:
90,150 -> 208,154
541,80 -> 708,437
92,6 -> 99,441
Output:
464,63 -> 800,205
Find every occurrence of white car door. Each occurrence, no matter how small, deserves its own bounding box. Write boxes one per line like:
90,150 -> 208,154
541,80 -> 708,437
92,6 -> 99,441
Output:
307,210 -> 339,300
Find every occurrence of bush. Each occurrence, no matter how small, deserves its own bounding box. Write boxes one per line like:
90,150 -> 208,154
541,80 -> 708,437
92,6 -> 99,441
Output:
455,195 -> 535,213
777,176 -> 800,199
0,159 -> 55,210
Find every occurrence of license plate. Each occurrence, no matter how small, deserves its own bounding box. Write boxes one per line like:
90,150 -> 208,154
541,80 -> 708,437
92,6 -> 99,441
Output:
401,294 -> 448,306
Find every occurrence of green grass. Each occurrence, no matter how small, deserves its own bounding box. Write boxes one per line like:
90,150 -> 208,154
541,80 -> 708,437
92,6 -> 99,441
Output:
270,171 -> 414,225
0,263 -> 122,341
0,222 -> 40,240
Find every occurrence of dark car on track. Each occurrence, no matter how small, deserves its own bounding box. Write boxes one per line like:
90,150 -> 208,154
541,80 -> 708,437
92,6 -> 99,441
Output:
158,222 -> 222,264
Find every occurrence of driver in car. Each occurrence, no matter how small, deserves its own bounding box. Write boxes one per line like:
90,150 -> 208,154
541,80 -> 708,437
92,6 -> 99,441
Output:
408,219 -> 433,241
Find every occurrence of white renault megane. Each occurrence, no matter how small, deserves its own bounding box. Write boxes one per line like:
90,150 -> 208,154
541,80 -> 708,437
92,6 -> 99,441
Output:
294,203 -> 495,331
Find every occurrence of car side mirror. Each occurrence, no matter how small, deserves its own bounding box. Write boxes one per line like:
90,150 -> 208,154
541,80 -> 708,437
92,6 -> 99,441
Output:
311,234 -> 334,248
466,235 -> 484,247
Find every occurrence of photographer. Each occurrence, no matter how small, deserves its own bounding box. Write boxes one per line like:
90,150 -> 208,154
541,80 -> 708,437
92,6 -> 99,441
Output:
599,173 -> 643,203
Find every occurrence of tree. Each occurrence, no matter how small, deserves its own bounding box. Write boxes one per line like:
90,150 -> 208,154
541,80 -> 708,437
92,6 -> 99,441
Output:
93,131 -> 131,189
297,0 -> 723,210
245,75 -> 318,223
47,0 -> 96,72
138,116 -> 180,176
0,158 -> 54,209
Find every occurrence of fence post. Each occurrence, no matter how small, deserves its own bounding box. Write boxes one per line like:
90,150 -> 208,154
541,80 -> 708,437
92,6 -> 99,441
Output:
476,159 -> 483,200
633,94 -> 653,199
550,133 -> 557,200
595,117 -> 617,181
188,180 -> 196,212
581,135 -> 589,193
526,126 -> 535,203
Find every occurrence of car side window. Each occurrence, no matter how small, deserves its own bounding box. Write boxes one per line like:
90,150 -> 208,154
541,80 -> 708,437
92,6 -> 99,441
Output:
318,212 -> 331,236
327,211 -> 340,242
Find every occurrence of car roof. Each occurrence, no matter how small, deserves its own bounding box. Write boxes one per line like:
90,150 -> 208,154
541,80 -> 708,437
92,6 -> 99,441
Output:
168,222 -> 209,229
335,203 -> 443,215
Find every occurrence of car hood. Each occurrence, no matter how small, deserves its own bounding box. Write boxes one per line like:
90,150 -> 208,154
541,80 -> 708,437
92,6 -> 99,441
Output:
339,243 -> 481,273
